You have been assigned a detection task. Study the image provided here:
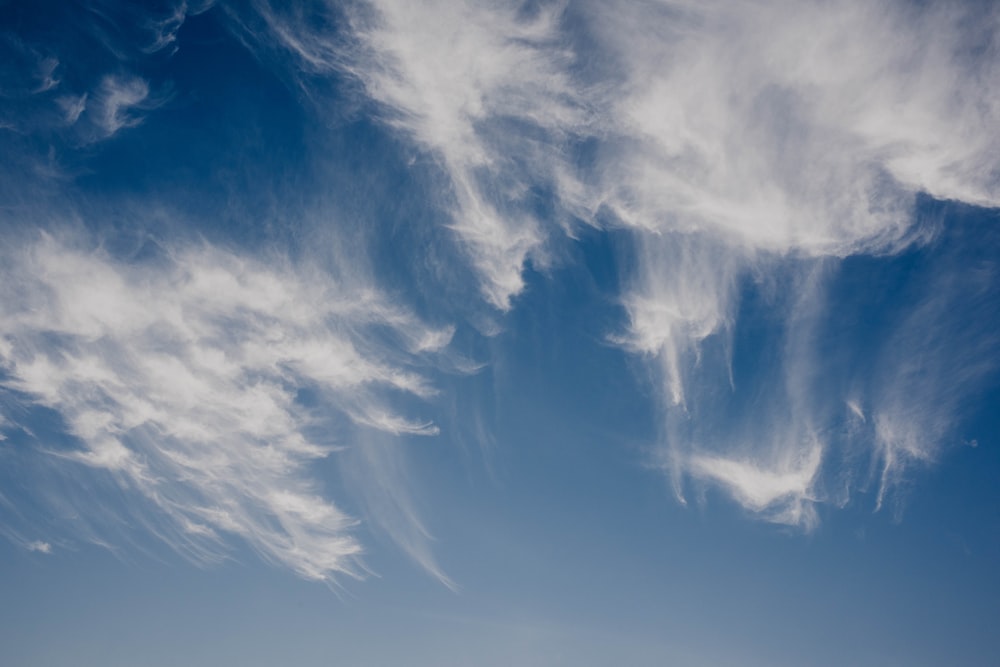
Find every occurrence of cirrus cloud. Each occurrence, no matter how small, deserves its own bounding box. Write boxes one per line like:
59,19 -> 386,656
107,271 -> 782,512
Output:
250,0 -> 1000,527
0,232 -> 453,582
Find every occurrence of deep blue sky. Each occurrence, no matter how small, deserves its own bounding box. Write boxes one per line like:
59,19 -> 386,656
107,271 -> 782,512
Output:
1,1 -> 999,665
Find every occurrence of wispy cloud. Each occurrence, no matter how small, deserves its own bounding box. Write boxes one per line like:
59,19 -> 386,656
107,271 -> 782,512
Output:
26,540 -> 52,554
3,0 -> 995,582
602,1 -> 999,524
249,0 -> 1000,526
87,74 -> 153,138
866,241 -> 1000,511
0,232 -> 453,583
141,1 -> 216,55
689,444 -> 822,529
0,0 -> 186,202
241,0 -> 586,309
342,430 -> 456,588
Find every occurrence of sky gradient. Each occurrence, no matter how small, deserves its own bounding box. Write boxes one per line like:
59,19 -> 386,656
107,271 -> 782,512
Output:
1,1 -> 999,665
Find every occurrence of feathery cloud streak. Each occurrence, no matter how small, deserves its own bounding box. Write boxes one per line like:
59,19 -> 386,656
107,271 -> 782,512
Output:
0,233 -> 452,582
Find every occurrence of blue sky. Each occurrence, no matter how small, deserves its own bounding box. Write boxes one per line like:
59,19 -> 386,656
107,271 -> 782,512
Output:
1,1 -> 999,664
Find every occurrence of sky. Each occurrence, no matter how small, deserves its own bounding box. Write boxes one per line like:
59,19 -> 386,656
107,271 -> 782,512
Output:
1,0 -> 999,665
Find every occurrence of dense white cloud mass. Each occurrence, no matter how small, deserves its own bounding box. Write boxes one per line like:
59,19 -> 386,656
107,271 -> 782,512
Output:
253,0 -> 999,526
593,0 -> 999,239
0,233 -> 452,582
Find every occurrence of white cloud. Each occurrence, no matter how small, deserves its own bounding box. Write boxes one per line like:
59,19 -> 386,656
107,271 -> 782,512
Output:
866,258 -> 1000,510
590,0 -> 996,525
617,235 -> 741,408
351,0 -> 587,309
589,0 -> 998,242
0,232 -> 453,583
139,1 -> 216,54
341,431 -> 456,589
142,1 -> 197,54
262,0 -> 998,526
33,56 -> 60,93
56,93 -> 88,125
311,0 -> 994,306
89,74 -> 152,138
245,0 -> 586,309
688,443 -> 822,529
26,540 -> 52,554
211,0 -> 999,530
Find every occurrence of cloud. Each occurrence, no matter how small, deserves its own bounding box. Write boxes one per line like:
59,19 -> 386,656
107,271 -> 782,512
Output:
56,93 -> 88,125
26,540 -> 52,554
0,0 -> 188,202
341,430 -> 456,588
865,241 -> 1000,510
241,0 -> 586,309
254,0 -> 996,306
578,1 -> 996,386
583,0 -> 997,526
91,76 -> 149,138
688,443 -> 822,529
0,232 -> 453,583
251,0 -> 999,527
3,0 -> 993,576
589,0 -> 998,240
141,1 -> 216,54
